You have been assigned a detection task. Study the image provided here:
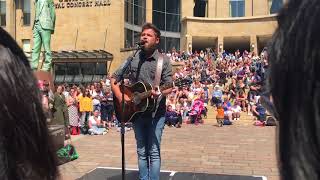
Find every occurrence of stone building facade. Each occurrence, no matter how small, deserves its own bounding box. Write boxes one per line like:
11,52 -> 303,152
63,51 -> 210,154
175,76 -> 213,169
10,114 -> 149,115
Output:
1,0 -> 284,75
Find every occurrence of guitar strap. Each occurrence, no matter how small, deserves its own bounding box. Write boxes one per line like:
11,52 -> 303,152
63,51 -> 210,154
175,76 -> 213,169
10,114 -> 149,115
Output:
154,54 -> 163,88
152,53 -> 164,118
135,52 -> 144,82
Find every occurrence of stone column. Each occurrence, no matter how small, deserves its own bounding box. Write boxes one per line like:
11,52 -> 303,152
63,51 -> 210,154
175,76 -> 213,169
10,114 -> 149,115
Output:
5,0 -> 16,38
180,34 -> 192,52
187,35 -> 192,52
208,0 -> 217,18
120,0 -> 125,48
216,0 -> 229,18
245,0 -> 253,17
253,0 -> 268,16
181,0 -> 194,18
250,35 -> 258,54
146,0 -> 152,23
217,36 -> 224,53
30,0 -> 35,47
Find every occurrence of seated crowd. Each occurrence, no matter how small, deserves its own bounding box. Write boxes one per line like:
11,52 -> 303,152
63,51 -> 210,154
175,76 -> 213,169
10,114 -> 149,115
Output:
40,48 -> 273,135
164,48 -> 274,127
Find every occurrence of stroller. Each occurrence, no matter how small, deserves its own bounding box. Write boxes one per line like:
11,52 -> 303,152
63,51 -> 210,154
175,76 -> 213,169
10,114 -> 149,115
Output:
188,98 -> 205,124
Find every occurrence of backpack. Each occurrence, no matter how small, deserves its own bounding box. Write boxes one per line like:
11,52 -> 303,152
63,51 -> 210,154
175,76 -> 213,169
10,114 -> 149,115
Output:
56,144 -> 79,165
265,116 -> 277,126
223,119 -> 232,125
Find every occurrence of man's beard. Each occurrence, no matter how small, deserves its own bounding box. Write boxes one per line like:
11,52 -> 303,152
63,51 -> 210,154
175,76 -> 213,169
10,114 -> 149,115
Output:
142,44 -> 157,52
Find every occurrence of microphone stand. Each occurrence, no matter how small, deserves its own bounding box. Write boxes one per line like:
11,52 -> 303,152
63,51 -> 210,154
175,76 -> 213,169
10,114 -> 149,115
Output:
114,44 -> 142,180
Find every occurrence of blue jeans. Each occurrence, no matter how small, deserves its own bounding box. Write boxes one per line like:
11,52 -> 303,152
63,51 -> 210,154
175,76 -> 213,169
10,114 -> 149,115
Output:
88,126 -> 107,135
133,115 -> 166,180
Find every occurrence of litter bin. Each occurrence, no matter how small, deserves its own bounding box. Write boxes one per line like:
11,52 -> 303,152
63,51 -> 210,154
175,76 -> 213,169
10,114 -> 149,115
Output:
48,125 -> 65,152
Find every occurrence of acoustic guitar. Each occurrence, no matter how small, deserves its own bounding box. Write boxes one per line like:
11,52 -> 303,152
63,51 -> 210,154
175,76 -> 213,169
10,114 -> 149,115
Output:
114,78 -> 192,123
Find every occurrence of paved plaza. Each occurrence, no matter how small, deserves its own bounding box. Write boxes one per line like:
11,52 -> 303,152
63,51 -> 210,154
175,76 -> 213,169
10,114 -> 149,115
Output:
59,107 -> 280,180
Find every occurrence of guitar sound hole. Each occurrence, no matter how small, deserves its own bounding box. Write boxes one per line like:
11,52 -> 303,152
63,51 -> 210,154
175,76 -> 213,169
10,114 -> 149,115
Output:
132,94 -> 141,105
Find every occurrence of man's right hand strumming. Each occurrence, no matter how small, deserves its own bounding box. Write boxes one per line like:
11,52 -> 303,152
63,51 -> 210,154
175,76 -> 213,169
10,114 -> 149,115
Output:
111,77 -> 131,103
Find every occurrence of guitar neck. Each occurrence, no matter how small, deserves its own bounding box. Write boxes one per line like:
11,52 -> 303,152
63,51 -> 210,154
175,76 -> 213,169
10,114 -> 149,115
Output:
159,82 -> 174,92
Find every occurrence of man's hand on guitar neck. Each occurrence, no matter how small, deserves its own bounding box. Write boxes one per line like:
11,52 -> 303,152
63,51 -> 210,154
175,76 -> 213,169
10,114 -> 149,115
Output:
151,86 -> 173,99
151,89 -> 161,99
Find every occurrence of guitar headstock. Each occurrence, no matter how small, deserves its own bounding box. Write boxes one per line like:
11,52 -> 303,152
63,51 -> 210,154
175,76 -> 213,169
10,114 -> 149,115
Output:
173,78 -> 193,88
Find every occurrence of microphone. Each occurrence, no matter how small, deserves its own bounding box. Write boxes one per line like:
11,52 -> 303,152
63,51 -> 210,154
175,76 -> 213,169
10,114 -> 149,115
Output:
136,41 -> 145,47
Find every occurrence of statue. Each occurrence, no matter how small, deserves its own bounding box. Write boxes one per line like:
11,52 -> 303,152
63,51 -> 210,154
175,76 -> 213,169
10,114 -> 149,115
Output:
31,0 -> 56,72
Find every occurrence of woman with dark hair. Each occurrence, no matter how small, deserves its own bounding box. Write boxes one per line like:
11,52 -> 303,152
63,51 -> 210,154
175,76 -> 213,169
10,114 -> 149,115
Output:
266,1 -> 320,180
0,28 -> 58,179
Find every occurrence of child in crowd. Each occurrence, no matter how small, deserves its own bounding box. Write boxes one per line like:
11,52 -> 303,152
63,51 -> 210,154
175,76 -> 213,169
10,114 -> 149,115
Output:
189,97 -> 204,124
211,85 -> 223,107
216,104 -> 224,127
231,101 -> 241,120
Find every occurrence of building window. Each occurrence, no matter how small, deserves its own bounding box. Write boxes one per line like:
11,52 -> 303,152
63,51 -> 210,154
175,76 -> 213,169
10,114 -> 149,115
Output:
96,63 -> 107,75
153,0 -> 180,32
194,0 -> 208,17
54,63 -> 67,76
166,14 -> 180,32
125,0 -> 146,26
125,28 -> 133,48
159,37 -> 180,53
153,11 -> 165,30
81,63 -> 95,75
66,63 -> 80,76
0,0 -> 6,26
152,0 -> 180,52
124,28 -> 141,48
269,0 -> 283,14
229,0 -> 245,17
165,37 -> 180,52
22,0 -> 31,26
124,0 -> 145,48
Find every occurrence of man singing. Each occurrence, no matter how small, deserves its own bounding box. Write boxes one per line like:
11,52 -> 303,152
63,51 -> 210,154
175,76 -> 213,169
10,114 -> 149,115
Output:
111,23 -> 172,180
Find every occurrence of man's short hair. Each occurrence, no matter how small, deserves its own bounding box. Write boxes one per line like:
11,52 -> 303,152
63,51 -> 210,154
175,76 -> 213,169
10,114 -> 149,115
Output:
141,23 -> 161,39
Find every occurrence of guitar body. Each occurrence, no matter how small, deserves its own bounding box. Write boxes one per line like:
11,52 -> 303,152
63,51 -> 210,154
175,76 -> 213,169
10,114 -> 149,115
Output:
113,78 -> 191,123
114,82 -> 153,123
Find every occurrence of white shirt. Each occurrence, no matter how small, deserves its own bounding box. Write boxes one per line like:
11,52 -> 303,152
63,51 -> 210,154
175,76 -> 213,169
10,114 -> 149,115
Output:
63,91 -> 69,99
89,116 -> 101,127
92,91 -> 103,105
232,105 -> 242,113
105,79 -> 111,86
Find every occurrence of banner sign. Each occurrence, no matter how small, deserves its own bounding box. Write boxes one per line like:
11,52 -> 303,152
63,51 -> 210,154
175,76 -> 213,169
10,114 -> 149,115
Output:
55,0 -> 111,9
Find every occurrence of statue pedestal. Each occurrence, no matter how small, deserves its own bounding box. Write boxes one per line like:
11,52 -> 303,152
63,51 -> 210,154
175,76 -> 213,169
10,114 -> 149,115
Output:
34,70 -> 55,124
33,70 -> 54,92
